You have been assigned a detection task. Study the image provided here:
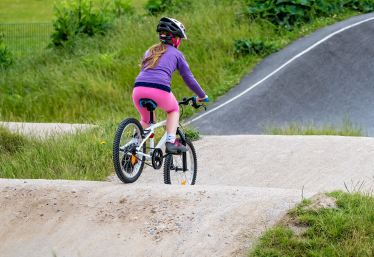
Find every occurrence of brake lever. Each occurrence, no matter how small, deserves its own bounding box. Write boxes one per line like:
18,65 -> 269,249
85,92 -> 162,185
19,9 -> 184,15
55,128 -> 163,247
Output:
191,102 -> 199,109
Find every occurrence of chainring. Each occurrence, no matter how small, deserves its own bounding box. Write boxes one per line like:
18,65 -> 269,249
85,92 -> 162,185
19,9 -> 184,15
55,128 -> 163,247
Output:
152,148 -> 163,169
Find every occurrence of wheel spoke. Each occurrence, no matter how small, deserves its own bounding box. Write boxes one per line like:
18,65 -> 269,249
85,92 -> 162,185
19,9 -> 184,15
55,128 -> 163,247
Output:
113,118 -> 146,183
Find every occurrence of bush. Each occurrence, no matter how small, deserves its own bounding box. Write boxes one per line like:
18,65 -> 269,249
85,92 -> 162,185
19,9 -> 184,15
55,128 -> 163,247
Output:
50,0 -> 113,47
343,0 -> 374,12
246,0 -> 374,30
144,0 -> 190,15
113,0 -> 135,17
235,39 -> 279,56
246,0 -> 340,30
0,34 -> 14,69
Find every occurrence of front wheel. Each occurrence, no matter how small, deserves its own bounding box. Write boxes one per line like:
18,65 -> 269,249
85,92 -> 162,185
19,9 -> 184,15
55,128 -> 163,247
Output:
163,138 -> 197,185
113,118 -> 146,183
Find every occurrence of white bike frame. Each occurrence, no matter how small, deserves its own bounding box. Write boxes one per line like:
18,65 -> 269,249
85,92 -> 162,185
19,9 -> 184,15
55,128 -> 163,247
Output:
134,120 -> 168,161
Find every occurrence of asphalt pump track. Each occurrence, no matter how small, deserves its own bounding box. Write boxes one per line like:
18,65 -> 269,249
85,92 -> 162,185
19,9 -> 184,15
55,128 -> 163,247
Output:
187,13 -> 374,136
1,14 -> 374,257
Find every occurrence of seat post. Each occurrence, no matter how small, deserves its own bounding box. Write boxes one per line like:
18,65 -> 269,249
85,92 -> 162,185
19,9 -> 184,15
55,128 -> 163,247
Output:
149,110 -> 155,124
140,99 -> 157,125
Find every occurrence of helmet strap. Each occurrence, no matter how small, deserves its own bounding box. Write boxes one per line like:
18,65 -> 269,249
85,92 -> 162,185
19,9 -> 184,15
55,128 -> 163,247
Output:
159,34 -> 173,40
171,33 -> 180,48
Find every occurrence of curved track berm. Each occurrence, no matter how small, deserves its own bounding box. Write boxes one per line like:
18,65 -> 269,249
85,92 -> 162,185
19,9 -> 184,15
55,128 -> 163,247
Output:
187,13 -> 374,135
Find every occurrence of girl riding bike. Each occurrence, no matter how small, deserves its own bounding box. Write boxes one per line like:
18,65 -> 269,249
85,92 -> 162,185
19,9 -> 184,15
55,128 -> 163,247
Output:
132,17 -> 208,153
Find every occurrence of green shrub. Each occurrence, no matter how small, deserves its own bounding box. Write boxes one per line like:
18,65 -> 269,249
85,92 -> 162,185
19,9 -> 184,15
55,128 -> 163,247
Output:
343,0 -> 374,12
113,0 -> 135,17
144,0 -> 190,15
185,129 -> 201,141
50,0 -> 113,47
246,0 -> 340,30
0,34 -> 14,69
246,0 -> 374,30
235,39 -> 279,56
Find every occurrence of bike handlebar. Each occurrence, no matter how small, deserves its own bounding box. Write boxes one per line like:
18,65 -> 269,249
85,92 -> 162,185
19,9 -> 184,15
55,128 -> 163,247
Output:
178,96 -> 209,110
193,96 -> 210,103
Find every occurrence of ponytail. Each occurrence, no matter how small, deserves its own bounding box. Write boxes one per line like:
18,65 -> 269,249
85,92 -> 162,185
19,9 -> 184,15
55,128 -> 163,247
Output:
141,30 -> 180,70
141,42 -> 168,70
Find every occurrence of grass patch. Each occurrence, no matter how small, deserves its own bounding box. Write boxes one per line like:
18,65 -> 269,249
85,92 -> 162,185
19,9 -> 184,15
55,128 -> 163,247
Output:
185,128 -> 201,141
0,123 -> 115,180
0,0 -> 147,23
264,117 -> 367,136
249,191 -> 374,256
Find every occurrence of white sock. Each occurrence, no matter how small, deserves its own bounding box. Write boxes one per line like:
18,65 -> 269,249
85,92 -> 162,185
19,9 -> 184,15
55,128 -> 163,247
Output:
166,134 -> 176,143
131,130 -> 139,146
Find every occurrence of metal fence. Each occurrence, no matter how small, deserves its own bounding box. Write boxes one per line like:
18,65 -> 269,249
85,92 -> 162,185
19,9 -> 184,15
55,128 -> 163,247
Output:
0,22 -> 53,51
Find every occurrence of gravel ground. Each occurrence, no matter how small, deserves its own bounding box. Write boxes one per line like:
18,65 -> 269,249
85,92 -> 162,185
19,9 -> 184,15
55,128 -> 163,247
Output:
1,135 -> 374,257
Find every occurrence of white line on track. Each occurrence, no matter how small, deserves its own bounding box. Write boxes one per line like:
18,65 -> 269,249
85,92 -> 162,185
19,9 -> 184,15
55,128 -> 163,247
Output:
185,16 -> 374,125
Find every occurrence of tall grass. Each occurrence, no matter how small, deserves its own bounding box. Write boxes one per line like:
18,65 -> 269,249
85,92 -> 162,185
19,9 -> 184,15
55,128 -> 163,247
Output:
264,117 -> 367,136
0,0 -> 363,124
0,123 -> 114,180
0,126 -> 29,154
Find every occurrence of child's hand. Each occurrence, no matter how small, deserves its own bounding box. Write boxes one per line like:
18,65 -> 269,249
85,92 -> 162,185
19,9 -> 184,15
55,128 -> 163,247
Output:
196,95 -> 209,103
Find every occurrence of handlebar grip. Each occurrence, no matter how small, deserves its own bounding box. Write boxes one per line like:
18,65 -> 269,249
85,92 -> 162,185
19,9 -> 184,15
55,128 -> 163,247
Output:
193,97 -> 210,103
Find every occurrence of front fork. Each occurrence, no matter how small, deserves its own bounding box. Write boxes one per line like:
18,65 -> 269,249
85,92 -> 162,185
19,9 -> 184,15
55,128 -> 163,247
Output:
177,128 -> 188,172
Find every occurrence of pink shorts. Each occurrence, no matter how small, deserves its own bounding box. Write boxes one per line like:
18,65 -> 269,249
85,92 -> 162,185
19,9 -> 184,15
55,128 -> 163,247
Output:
132,86 -> 180,124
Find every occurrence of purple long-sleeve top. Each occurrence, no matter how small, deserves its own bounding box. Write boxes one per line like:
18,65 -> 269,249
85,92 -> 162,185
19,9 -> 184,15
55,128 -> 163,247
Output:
135,44 -> 205,98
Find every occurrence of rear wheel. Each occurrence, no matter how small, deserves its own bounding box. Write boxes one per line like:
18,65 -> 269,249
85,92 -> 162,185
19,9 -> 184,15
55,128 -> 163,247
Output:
113,118 -> 146,183
163,138 -> 197,185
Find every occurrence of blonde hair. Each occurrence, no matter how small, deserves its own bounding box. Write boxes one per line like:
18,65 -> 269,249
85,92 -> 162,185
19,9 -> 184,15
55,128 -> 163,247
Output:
141,31 -> 181,70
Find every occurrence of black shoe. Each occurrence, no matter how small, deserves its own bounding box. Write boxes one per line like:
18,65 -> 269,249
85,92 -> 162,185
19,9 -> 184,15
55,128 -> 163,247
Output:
165,139 -> 187,153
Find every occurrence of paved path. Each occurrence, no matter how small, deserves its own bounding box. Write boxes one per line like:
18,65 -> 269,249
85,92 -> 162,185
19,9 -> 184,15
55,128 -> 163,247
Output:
187,13 -> 374,136
0,122 -> 95,137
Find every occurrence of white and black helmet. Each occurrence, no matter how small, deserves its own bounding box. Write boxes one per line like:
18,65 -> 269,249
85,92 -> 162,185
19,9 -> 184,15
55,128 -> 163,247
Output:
156,17 -> 187,40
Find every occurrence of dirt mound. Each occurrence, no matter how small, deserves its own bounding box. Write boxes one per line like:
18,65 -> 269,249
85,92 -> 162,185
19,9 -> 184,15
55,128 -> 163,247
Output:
0,179 -> 313,257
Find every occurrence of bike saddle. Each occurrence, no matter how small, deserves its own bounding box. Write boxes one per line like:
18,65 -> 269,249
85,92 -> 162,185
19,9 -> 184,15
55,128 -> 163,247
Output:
139,99 -> 157,111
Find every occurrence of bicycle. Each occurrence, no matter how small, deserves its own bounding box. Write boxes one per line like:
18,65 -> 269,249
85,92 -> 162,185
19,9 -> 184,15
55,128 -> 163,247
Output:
112,96 -> 208,185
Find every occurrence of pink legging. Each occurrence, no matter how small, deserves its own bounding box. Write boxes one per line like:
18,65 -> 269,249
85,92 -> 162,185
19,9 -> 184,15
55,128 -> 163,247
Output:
132,86 -> 180,124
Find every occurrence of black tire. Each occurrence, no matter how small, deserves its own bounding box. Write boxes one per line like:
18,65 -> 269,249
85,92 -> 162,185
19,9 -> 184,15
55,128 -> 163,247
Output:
113,118 -> 146,183
163,138 -> 197,185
